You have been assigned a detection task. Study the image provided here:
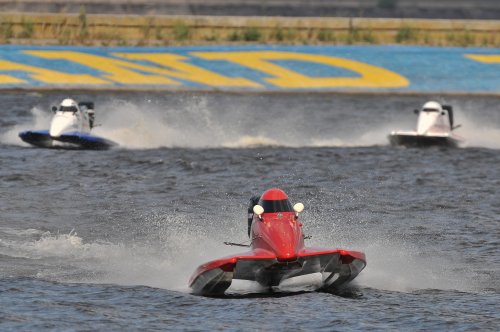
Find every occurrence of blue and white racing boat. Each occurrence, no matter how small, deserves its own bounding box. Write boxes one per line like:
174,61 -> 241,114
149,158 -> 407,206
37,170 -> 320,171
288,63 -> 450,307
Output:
19,99 -> 116,150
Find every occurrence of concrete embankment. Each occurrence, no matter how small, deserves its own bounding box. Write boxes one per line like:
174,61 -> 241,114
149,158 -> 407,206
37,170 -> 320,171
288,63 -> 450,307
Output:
1,12 -> 499,47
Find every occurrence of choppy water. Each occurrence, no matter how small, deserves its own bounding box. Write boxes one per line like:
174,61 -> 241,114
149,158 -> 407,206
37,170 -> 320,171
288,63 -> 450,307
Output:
1,91 -> 499,330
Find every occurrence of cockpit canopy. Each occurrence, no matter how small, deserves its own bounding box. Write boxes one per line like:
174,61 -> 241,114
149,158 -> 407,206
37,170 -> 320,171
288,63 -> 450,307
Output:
258,188 -> 294,213
59,106 -> 78,113
58,98 -> 79,113
421,101 -> 442,113
258,198 -> 294,213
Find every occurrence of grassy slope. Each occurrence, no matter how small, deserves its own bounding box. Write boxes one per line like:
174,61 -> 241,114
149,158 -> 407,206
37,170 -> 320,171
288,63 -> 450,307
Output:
0,12 -> 499,47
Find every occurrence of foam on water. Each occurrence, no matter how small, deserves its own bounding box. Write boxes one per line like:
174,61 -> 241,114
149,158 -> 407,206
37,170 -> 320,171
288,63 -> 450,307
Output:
454,109 -> 500,149
0,220 -> 486,295
95,99 -> 412,149
295,217 -> 486,293
354,239 -> 481,293
0,214 -> 241,292
222,135 -> 282,148
311,123 -> 397,147
3,98 -> 500,150
1,107 -> 50,146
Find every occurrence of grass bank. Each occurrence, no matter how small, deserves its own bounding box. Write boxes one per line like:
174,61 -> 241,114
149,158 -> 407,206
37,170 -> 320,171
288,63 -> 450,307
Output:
1,10 -> 499,47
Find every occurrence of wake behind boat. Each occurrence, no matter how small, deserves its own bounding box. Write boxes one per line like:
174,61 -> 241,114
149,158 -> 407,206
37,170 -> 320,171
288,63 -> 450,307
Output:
189,189 -> 366,296
388,101 -> 464,147
19,98 -> 116,150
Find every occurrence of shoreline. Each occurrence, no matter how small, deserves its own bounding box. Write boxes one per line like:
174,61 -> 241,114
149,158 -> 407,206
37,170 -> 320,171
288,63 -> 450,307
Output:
1,12 -> 499,47
4,87 -> 500,97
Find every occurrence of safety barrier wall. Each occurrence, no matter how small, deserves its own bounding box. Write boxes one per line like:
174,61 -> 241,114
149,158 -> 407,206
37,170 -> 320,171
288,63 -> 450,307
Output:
0,45 -> 499,94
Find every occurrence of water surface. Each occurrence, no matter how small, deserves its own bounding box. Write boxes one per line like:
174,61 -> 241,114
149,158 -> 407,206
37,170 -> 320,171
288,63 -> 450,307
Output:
1,92 -> 499,330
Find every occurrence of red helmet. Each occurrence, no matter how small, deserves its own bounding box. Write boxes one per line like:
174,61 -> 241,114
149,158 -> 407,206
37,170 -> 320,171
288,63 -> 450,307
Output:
259,188 -> 293,213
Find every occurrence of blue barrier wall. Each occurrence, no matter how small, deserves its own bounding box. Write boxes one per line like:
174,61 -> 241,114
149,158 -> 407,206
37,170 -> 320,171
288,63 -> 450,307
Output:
0,45 -> 499,93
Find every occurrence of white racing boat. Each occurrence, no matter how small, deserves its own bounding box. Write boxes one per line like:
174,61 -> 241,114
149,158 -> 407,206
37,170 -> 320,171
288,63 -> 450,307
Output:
388,101 -> 464,147
19,98 -> 116,150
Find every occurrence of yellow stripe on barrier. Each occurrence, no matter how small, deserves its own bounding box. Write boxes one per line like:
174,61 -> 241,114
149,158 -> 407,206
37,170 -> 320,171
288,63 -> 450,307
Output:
193,51 -> 409,88
465,54 -> 500,64
26,51 -> 179,85
114,53 -> 260,87
0,59 -> 108,85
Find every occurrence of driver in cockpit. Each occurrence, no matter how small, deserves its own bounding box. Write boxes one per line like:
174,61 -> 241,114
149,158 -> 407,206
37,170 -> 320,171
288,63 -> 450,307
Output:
54,98 -> 79,113
246,188 -> 295,237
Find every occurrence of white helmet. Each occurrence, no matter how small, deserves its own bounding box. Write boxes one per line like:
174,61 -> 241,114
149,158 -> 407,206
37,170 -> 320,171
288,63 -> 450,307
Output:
61,98 -> 77,107
422,101 -> 442,112
59,98 -> 78,112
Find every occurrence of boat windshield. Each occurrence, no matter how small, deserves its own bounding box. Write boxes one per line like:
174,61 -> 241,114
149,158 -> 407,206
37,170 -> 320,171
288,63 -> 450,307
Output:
259,199 -> 294,213
422,108 -> 439,112
59,106 -> 78,113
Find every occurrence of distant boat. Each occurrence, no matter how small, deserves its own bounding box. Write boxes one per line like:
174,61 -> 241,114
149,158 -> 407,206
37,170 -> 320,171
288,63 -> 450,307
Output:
19,98 -> 116,150
388,101 -> 464,147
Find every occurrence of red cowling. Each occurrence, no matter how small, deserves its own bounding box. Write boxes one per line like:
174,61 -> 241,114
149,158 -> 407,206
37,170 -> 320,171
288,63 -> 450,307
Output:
260,188 -> 289,201
251,212 -> 304,261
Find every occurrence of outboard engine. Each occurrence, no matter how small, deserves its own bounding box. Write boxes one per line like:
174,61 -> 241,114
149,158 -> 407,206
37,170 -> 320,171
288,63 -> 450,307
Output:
79,102 -> 95,129
442,105 -> 454,129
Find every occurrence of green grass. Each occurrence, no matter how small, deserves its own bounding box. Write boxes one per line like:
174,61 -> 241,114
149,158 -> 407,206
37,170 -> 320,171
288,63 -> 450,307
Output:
18,18 -> 34,38
272,26 -> 284,42
396,26 -> 418,43
78,5 -> 88,39
0,14 -> 492,47
0,22 -> 13,39
242,27 -> 261,41
317,28 -> 336,42
173,22 -> 190,41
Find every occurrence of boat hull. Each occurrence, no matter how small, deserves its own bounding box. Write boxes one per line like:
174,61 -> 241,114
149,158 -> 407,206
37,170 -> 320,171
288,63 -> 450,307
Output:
189,249 -> 366,296
19,130 -> 116,150
388,133 -> 460,148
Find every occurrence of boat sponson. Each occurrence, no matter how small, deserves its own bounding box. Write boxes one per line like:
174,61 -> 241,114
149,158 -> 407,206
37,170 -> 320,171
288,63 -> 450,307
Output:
190,250 -> 366,296
19,130 -> 116,150
389,133 -> 459,147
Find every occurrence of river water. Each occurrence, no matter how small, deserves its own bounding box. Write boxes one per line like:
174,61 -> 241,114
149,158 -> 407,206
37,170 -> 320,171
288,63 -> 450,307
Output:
1,91 -> 499,330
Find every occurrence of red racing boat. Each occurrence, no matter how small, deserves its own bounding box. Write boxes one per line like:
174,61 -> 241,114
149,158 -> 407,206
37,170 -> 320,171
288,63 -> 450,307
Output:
189,188 -> 366,296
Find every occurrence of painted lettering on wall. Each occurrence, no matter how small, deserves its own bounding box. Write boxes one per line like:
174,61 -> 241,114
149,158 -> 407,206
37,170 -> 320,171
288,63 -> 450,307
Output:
0,50 -> 408,89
